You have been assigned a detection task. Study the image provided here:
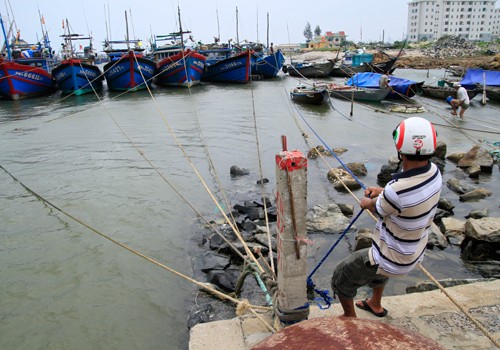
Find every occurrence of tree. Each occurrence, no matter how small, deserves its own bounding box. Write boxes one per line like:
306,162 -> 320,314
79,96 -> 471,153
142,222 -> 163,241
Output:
303,22 -> 313,42
314,25 -> 321,37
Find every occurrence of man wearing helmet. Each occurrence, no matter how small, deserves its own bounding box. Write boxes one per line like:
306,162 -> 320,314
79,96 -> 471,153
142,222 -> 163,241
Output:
331,117 -> 442,318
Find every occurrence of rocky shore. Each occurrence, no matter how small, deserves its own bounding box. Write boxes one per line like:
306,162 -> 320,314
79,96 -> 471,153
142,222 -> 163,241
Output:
289,36 -> 500,71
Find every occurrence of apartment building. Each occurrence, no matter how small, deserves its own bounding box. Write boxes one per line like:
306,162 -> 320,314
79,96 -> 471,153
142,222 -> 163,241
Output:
407,0 -> 499,42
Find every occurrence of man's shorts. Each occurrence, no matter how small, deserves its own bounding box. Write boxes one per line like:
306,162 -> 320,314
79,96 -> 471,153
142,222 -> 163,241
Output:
331,248 -> 388,299
461,102 -> 470,110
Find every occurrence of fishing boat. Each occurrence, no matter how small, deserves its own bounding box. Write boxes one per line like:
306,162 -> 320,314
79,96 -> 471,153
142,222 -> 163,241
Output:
330,63 -> 370,78
153,8 -> 206,88
484,86 -> 500,102
458,68 -> 500,102
419,85 -> 479,100
0,15 -> 57,100
283,59 -> 335,78
324,83 -> 390,102
330,50 -> 372,77
365,44 -> 406,74
290,84 -> 329,105
252,48 -> 285,78
51,19 -> 103,95
198,44 -> 254,84
346,72 -> 424,99
102,11 -> 156,92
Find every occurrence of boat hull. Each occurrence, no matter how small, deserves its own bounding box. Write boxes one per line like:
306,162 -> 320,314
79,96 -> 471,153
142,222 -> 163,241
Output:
290,87 -> 329,105
0,60 -> 57,100
155,50 -> 206,88
420,85 -> 479,100
52,59 -> 103,95
103,53 -> 156,91
202,50 -> 253,83
253,50 -> 285,78
347,72 -> 423,99
328,86 -> 390,102
285,60 -> 335,78
485,86 -> 500,102
330,64 -> 370,78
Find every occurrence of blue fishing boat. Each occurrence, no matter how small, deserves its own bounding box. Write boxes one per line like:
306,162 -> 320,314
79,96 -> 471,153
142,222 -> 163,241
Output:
51,19 -> 103,95
0,15 -> 57,100
152,8 -> 206,88
253,49 -> 285,78
102,11 -> 156,92
346,72 -> 424,99
459,68 -> 500,88
199,45 -> 253,84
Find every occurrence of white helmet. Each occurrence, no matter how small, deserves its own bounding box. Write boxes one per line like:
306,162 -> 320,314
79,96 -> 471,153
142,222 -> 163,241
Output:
393,117 -> 437,156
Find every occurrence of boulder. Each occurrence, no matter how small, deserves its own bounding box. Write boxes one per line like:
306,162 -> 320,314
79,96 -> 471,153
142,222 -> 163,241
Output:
459,188 -> 492,202
327,168 -> 362,191
441,217 -> 465,245
465,208 -> 489,219
437,198 -> 455,212
428,222 -> 448,249
434,141 -> 447,160
306,203 -> 352,234
464,217 -> 500,243
338,162 -> 367,177
457,145 -> 494,173
355,228 -> 373,251
337,203 -> 354,217
230,165 -> 250,176
446,178 -> 475,195
446,152 -> 466,163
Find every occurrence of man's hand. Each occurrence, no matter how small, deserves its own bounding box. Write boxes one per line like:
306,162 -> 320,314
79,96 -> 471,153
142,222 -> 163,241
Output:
364,187 -> 383,199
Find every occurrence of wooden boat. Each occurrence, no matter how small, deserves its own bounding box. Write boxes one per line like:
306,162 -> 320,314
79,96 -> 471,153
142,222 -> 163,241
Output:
419,85 -> 479,100
484,86 -> 500,102
51,19 -> 103,95
153,8 -> 206,88
329,63 -> 370,78
283,60 -> 335,78
290,84 -> 329,105
102,11 -> 156,91
324,83 -> 390,102
199,46 -> 254,83
347,72 -> 424,99
0,16 -> 57,100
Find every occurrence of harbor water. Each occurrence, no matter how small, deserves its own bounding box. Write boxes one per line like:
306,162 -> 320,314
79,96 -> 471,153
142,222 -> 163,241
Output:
1,69 -> 499,349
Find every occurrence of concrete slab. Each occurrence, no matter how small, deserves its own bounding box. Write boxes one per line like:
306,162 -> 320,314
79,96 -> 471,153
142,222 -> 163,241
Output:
189,280 -> 500,350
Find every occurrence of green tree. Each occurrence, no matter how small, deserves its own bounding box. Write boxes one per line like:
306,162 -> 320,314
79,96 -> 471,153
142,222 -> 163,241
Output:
314,25 -> 321,37
303,22 -> 313,42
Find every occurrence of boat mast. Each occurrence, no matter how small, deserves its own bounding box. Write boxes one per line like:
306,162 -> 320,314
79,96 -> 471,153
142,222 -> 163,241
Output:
0,14 -> 11,60
178,7 -> 184,51
216,8 -> 220,42
266,12 -> 269,49
125,10 -> 130,50
236,6 -> 239,45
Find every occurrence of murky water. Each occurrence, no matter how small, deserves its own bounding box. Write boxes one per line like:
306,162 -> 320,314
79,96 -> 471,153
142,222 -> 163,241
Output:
1,69 -> 499,349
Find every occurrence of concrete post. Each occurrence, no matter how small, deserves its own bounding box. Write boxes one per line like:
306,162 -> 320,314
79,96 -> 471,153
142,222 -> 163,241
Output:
275,136 -> 308,323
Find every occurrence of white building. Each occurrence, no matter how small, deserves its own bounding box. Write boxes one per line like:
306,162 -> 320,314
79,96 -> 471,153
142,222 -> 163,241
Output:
407,0 -> 500,42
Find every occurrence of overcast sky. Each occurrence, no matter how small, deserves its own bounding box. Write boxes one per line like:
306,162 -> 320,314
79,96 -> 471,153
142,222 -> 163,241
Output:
3,0 -> 410,52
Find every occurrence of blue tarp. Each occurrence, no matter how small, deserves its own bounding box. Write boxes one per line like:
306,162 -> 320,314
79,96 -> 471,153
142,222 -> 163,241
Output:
460,69 -> 500,88
346,72 -> 422,98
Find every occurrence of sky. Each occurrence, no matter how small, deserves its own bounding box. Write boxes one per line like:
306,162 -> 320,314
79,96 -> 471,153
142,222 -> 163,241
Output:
2,0 -> 409,53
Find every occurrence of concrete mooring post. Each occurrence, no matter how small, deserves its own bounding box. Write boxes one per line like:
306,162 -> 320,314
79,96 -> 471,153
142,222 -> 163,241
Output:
274,136 -> 309,324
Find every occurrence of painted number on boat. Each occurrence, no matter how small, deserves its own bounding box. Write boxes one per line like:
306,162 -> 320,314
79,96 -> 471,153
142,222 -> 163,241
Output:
15,71 -> 43,81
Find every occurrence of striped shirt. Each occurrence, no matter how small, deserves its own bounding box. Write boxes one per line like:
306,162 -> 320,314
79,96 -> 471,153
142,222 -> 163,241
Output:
369,162 -> 442,277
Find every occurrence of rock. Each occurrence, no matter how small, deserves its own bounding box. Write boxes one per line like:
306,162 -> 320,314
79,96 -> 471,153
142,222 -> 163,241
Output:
461,239 -> 500,262
434,208 -> 452,222
446,178 -> 475,195
256,178 -> 269,185
193,251 -> 231,272
437,198 -> 455,212
464,165 -> 481,178
206,270 -> 238,292
187,303 -> 216,329
376,158 -> 400,186
459,188 -> 492,202
327,168 -> 362,191
431,157 -> 445,173
446,152 -> 466,163
306,203 -> 352,234
441,217 -> 465,245
464,217 -> 500,243
230,165 -> 250,176
355,228 -> 373,251
337,203 -> 354,217
434,141 -> 447,160
428,222 -> 448,249
338,162 -> 367,177
406,278 -> 493,294
465,208 -> 489,219
252,233 -> 277,251
457,145 -> 494,173
307,146 -> 347,159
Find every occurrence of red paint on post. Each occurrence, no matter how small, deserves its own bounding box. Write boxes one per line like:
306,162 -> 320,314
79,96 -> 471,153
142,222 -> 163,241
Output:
275,151 -> 307,172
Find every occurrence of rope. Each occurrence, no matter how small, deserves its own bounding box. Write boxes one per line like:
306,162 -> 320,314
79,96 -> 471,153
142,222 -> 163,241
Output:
306,209 -> 365,309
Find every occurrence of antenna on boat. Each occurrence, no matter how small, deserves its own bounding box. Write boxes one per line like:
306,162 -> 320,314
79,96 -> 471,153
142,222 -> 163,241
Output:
178,6 -> 184,51
256,5 -> 258,43
216,7 -> 220,42
0,14 -> 12,60
107,4 -> 112,42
